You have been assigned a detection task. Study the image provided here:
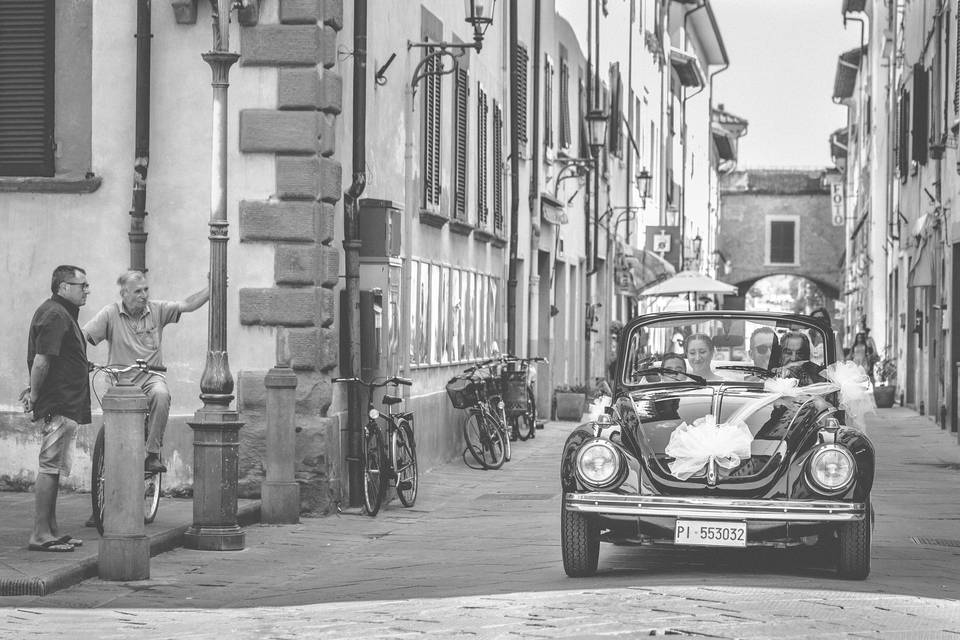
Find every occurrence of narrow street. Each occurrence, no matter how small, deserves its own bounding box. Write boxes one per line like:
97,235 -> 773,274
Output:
2,407 -> 960,638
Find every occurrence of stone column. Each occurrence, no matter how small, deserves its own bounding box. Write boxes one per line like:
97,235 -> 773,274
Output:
98,384 -> 150,580
262,331 -> 300,523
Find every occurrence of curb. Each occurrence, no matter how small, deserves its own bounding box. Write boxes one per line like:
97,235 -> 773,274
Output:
0,502 -> 261,597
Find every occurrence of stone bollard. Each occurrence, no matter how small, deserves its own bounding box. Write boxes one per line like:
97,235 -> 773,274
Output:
262,330 -> 299,524
98,383 -> 150,581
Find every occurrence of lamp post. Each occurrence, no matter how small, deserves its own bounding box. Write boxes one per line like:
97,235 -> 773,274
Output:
184,0 -> 244,551
636,168 -> 652,208
408,0 -> 496,96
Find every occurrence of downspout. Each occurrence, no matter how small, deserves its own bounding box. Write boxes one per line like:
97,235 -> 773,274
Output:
508,0 -> 520,355
680,1 -> 707,271
129,0 -> 152,272
584,0 -> 595,385
589,0 -> 601,278
705,0 -> 729,276
625,0 -> 634,244
527,0 -> 543,359
343,0 -> 367,507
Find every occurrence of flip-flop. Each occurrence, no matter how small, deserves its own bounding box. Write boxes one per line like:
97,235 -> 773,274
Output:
28,540 -> 74,552
55,535 -> 82,547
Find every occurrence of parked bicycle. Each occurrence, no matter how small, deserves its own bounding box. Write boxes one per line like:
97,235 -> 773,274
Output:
447,363 -> 509,470
500,355 -> 547,442
89,360 -> 164,536
332,375 -> 418,516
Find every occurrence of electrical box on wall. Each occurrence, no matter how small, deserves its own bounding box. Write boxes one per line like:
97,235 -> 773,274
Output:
359,199 -> 402,259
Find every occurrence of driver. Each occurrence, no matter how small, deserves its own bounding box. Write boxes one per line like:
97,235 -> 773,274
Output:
775,332 -> 827,385
684,333 -> 722,380
748,327 -> 780,372
660,354 -> 687,382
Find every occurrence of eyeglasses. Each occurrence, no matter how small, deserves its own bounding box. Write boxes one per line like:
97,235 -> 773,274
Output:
752,344 -> 771,355
64,282 -> 90,291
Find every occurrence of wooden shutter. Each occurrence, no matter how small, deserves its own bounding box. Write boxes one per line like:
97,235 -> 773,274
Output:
452,66 -> 469,221
955,10 -> 960,116
609,63 -> 622,156
421,50 -> 442,210
477,84 -> 489,228
512,42 -> 529,149
898,88 -> 910,179
559,45 -> 570,149
0,0 -> 55,177
493,100 -> 504,235
912,64 -> 929,166
769,221 -> 795,264
544,54 -> 554,150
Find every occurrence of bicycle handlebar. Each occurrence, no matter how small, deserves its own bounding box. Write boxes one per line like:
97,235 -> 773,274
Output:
332,376 -> 413,389
90,359 -> 166,380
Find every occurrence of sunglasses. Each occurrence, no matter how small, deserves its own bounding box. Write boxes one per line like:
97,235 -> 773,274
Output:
752,344 -> 771,355
64,281 -> 90,291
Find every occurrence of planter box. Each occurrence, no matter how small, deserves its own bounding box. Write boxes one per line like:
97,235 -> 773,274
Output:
874,385 -> 896,409
555,392 -> 586,421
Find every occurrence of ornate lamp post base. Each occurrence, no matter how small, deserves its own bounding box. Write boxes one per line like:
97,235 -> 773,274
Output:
183,403 -> 245,551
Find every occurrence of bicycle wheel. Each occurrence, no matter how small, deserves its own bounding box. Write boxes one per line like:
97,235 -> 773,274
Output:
361,422 -> 385,516
144,471 -> 161,524
523,387 -> 538,439
463,410 -> 490,468
497,404 -> 512,462
466,410 -> 506,470
90,425 -> 106,536
394,420 -> 418,507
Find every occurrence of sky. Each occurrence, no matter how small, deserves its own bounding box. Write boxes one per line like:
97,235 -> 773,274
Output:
556,0 -> 862,168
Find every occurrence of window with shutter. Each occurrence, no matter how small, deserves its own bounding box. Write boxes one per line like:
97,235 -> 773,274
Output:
544,54 -> 554,150
609,63 -> 622,157
768,219 -> 797,265
0,0 -> 55,177
512,42 -> 529,151
898,88 -> 910,180
452,65 -> 469,221
912,64 -> 929,166
955,10 -> 960,116
421,50 -> 442,211
493,100 -> 504,235
559,45 -> 571,149
477,84 -> 489,229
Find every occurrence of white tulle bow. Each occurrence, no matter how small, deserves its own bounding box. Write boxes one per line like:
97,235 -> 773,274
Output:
664,414 -> 753,481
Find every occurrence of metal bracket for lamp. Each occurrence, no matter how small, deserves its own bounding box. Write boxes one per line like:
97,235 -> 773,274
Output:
408,40 -> 479,98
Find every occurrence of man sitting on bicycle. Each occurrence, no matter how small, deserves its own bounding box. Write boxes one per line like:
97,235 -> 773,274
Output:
83,270 -> 208,473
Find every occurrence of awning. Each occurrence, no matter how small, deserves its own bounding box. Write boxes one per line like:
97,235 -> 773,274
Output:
908,238 -> 934,287
670,48 -> 706,88
540,193 -> 568,225
712,132 -> 735,161
614,247 -> 676,297
832,46 -> 865,101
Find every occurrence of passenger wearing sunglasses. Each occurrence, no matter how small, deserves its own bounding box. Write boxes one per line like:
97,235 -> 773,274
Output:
748,327 -> 780,372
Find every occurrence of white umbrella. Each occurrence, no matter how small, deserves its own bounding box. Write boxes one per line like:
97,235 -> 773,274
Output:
639,270 -> 738,297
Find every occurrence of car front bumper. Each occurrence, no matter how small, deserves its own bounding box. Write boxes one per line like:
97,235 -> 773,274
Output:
564,492 -> 866,522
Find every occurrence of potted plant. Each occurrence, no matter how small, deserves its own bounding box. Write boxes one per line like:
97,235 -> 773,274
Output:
553,383 -> 588,421
873,356 -> 897,409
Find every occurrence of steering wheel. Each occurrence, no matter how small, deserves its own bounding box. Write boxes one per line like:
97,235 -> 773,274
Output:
715,364 -> 775,379
631,367 -> 707,386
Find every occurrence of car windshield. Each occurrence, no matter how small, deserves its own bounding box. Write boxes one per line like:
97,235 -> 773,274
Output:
619,313 -> 831,388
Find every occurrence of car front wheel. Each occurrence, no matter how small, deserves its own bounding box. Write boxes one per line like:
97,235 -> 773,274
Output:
561,498 -> 599,577
837,500 -> 871,580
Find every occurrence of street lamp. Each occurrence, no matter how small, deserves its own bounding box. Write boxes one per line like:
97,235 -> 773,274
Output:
636,167 -> 652,208
409,0 -> 497,96
585,108 -> 609,158
692,234 -> 703,257
184,0 -> 245,552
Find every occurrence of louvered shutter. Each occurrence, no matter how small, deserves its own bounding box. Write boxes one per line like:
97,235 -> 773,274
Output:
912,64 -> 929,166
453,66 -> 469,221
609,63 -> 622,156
955,10 -> 960,116
559,47 -> 571,149
477,84 -> 489,228
512,43 -> 529,150
544,54 -> 554,150
0,0 -> 55,177
421,50 -> 442,209
493,101 -> 504,235
898,88 -> 911,179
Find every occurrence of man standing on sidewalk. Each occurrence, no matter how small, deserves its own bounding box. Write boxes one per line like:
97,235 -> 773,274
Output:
21,265 -> 92,552
83,270 -> 208,474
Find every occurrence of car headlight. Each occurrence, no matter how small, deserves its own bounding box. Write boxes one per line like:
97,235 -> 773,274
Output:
807,444 -> 855,493
368,408 -> 380,420
575,439 -> 622,489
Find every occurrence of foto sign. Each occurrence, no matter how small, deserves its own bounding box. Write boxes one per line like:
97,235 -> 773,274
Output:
831,183 -> 844,226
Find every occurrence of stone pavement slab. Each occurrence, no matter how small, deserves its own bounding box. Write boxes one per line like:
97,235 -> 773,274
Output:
0,490 -> 259,596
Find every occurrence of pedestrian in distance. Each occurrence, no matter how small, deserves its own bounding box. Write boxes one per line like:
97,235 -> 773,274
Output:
82,270 -> 209,476
21,265 -> 92,552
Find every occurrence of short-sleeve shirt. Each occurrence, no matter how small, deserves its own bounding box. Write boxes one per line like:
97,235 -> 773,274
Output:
28,295 -> 91,424
83,300 -> 181,369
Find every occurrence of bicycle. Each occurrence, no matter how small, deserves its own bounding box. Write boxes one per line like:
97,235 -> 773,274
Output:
332,375 -> 417,516
89,360 -> 165,536
500,355 -> 547,442
447,366 -> 508,470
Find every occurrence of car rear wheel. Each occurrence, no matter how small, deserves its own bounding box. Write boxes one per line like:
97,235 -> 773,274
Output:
837,500 -> 871,579
561,498 -> 599,577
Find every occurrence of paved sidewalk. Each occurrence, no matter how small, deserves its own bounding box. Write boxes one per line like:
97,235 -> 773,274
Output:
0,491 -> 259,596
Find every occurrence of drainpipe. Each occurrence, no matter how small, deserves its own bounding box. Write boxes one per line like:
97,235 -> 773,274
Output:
584,0 -> 594,384
129,0 -> 152,272
508,0 -> 520,355
343,0 -> 367,507
527,0 -> 543,359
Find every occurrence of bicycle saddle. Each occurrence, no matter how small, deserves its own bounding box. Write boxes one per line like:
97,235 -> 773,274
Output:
382,394 -> 403,406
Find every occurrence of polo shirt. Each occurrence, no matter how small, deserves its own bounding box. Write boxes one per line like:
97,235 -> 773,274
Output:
83,300 -> 181,370
28,295 -> 91,424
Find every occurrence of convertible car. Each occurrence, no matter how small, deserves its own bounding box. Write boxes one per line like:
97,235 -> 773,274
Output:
560,311 -> 875,579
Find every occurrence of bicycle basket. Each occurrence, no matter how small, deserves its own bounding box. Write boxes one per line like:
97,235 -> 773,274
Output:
445,377 -> 479,409
501,370 -> 528,416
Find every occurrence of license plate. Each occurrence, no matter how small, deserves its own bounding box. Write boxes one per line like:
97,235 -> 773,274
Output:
674,519 -> 747,547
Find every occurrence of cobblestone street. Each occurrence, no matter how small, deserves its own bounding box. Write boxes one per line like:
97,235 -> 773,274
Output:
1,407 -> 960,637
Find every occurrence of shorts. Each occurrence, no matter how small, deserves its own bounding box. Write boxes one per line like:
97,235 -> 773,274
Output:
38,415 -> 78,476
